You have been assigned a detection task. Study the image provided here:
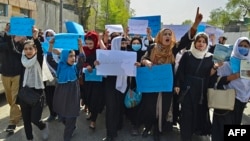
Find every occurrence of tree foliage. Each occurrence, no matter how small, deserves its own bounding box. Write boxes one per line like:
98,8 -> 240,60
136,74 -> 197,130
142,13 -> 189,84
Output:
207,0 -> 250,29
181,19 -> 193,25
96,0 -> 132,31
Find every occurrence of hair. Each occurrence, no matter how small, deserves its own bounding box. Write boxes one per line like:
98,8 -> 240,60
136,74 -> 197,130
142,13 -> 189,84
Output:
194,33 -> 208,45
130,37 -> 142,45
23,40 -> 37,48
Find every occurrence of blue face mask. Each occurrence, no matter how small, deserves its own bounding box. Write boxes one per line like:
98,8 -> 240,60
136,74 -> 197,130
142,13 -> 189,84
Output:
132,44 -> 141,51
238,46 -> 249,56
46,37 -> 51,42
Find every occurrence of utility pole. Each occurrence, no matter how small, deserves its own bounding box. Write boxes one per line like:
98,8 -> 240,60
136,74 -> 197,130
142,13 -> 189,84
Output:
59,0 -> 63,32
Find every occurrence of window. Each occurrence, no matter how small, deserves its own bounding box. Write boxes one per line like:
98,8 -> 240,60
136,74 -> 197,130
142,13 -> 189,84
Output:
0,3 -> 7,16
20,8 -> 30,17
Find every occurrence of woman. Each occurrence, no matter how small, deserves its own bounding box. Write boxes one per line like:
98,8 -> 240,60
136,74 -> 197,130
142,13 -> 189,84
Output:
47,37 -> 85,141
175,33 -> 214,141
212,37 -> 250,141
81,31 -> 105,129
19,28 -> 48,141
125,37 -> 146,136
43,29 -> 58,122
95,36 -> 129,141
140,7 -> 202,141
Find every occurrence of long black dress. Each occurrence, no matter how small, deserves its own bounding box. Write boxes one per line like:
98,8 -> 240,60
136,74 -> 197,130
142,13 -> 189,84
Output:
82,50 -> 105,122
139,31 -> 193,135
175,51 -> 213,141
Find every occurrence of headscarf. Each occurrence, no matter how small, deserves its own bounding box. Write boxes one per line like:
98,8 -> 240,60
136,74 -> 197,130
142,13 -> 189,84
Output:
189,32 -> 212,59
231,37 -> 250,60
43,29 -> 55,43
83,31 -> 99,56
150,28 -> 176,64
111,36 -> 127,93
229,37 -> 250,73
111,36 -> 122,50
56,50 -> 77,83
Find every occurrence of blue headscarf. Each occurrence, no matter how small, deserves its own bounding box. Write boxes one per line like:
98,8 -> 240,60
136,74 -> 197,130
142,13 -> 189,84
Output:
56,50 -> 78,83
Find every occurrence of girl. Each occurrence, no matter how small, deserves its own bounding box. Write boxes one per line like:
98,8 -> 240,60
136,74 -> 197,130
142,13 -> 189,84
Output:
47,37 -> 85,141
81,31 -> 105,129
212,37 -> 250,141
20,28 -> 48,141
175,33 -> 214,141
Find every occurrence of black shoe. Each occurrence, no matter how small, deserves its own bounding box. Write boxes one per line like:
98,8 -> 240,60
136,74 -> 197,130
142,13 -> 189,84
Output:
102,137 -> 114,141
142,128 -> 150,138
5,125 -> 16,133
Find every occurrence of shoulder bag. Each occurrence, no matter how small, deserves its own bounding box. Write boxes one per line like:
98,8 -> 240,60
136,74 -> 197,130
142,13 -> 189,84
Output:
207,77 -> 236,111
18,86 -> 42,106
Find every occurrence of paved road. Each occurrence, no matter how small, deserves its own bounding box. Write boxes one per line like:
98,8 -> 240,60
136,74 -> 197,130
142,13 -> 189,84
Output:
0,94 -> 249,141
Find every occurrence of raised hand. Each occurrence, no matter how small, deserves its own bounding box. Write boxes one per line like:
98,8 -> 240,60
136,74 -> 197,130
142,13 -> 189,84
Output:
32,27 -> 39,39
194,7 -> 203,27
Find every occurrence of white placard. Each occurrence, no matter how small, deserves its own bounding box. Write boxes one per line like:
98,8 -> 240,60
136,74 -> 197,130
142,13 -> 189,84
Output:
105,24 -> 124,35
128,19 -> 148,35
96,50 -> 137,76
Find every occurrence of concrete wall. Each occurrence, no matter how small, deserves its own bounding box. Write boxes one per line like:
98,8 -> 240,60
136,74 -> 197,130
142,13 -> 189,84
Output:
36,0 -> 79,33
223,32 -> 250,45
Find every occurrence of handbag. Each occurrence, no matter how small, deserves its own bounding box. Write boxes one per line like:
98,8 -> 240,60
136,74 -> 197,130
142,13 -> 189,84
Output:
18,86 -> 42,106
207,77 -> 236,111
124,88 -> 142,108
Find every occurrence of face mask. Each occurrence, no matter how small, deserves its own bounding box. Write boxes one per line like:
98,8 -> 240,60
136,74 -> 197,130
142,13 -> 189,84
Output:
238,46 -> 249,56
46,37 -> 51,42
132,44 -> 141,51
52,53 -> 60,63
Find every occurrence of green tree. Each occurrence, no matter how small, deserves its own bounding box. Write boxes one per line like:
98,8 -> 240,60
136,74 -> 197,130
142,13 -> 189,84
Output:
96,0 -> 132,31
207,0 -> 250,29
181,19 -> 193,25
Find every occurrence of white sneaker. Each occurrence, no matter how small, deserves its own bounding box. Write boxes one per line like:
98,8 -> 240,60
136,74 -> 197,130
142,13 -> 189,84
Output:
41,122 -> 49,140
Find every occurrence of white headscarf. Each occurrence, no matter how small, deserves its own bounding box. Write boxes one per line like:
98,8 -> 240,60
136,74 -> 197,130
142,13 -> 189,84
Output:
189,32 -> 213,59
231,37 -> 250,61
43,29 -> 56,43
111,36 -> 127,93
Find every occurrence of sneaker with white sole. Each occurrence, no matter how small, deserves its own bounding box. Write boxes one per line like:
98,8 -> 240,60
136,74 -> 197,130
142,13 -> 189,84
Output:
41,122 -> 49,140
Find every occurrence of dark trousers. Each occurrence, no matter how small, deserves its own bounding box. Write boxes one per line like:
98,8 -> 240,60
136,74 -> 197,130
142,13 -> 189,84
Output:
233,99 -> 247,124
62,117 -> 77,141
20,91 -> 45,140
44,85 -> 57,117
105,77 -> 125,138
212,109 -> 233,141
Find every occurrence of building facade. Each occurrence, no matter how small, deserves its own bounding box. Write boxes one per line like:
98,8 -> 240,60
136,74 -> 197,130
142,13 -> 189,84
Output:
0,0 -> 79,32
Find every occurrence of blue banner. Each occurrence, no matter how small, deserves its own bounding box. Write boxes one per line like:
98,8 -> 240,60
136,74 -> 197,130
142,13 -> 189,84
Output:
42,42 -> 49,53
54,33 -> 82,50
197,24 -> 206,33
136,64 -> 173,93
65,21 -> 84,35
65,21 -> 85,44
84,69 -> 103,82
131,15 -> 161,37
9,17 -> 35,36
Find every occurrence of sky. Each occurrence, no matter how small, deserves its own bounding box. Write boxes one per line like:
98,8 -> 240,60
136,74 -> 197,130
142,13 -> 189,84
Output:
130,0 -> 228,25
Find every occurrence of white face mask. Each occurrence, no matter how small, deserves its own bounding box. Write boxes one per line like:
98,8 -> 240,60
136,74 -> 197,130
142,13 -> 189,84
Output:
52,53 -> 60,63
